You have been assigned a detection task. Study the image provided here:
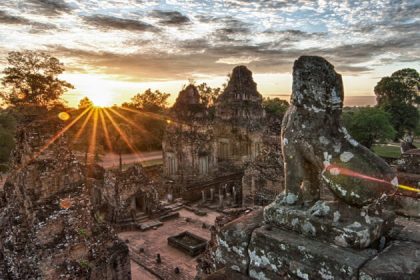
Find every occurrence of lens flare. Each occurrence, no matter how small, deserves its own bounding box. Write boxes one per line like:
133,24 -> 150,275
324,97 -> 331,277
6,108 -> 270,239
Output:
325,164 -> 420,193
58,112 -> 70,121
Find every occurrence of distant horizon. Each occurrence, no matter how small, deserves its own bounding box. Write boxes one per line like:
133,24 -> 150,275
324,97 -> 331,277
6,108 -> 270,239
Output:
270,94 -> 377,107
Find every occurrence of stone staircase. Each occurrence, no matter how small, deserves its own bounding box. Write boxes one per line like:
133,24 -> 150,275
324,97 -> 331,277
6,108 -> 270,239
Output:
116,211 -> 149,230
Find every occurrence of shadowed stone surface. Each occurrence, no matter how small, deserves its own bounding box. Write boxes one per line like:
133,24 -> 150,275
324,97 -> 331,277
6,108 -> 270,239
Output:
214,209 -> 263,274
359,241 -> 420,280
248,226 -> 375,280
391,217 -> 420,244
280,56 -> 396,207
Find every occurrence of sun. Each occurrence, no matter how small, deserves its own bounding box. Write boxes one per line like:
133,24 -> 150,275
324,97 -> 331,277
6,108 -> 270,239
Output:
86,91 -> 114,107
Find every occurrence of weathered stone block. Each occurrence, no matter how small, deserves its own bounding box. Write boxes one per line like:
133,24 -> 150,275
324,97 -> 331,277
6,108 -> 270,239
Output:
360,241 -> 420,279
394,195 -> 420,218
214,209 -> 263,274
264,199 -> 394,249
248,226 -> 375,280
391,217 -> 420,244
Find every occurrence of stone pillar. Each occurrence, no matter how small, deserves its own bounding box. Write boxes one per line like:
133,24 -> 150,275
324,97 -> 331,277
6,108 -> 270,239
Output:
201,190 -> 206,204
210,188 -> 214,201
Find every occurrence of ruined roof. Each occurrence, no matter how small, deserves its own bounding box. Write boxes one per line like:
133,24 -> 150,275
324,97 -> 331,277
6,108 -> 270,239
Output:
215,66 -> 265,128
171,84 -> 207,120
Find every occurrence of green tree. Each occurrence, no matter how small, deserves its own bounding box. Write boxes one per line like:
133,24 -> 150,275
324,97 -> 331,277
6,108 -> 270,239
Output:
78,97 -> 93,109
128,89 -> 170,112
342,107 -> 396,149
0,50 -> 74,108
374,68 -> 419,138
263,97 -> 289,119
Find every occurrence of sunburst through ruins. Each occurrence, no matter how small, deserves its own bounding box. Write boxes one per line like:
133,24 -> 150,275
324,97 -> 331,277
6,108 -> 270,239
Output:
0,1 -> 419,280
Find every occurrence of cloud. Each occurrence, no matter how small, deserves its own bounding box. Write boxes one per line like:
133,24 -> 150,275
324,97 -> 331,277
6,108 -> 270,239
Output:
25,0 -> 73,16
0,0 -> 419,85
150,10 -> 190,25
0,10 -> 57,32
216,56 -> 261,65
0,10 -> 30,24
82,15 -> 159,32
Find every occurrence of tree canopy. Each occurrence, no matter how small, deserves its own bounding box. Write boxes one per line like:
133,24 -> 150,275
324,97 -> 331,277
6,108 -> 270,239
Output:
342,107 -> 396,149
78,97 -> 93,109
126,89 -> 170,112
374,68 -> 419,138
263,97 -> 289,120
0,50 -> 74,108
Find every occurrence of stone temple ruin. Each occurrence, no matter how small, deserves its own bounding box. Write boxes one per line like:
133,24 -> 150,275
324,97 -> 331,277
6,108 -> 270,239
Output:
0,117 -> 130,279
91,164 -> 160,230
0,56 -> 419,280
199,56 -> 420,280
162,66 -> 284,208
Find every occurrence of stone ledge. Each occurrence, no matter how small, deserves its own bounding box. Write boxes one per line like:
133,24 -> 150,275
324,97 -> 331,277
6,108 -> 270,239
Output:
264,200 -> 394,249
248,226 -> 376,280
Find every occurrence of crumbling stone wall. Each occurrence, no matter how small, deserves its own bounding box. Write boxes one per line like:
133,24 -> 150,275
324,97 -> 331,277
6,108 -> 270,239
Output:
0,118 -> 130,279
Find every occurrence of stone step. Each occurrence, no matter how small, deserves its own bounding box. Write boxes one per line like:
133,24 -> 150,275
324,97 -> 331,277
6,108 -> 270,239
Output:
139,220 -> 163,231
360,241 -> 420,279
247,226 -> 376,280
118,212 -> 149,224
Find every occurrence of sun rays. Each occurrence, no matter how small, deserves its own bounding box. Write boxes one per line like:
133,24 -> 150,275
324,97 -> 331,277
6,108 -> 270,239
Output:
13,102 -> 420,195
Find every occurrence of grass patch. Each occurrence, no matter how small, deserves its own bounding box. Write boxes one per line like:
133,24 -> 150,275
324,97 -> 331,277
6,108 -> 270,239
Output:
372,144 -> 401,158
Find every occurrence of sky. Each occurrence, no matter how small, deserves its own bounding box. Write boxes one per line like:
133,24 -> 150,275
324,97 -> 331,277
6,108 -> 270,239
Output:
0,0 -> 419,107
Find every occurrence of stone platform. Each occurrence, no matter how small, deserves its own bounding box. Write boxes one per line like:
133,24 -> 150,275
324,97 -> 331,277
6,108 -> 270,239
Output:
264,199 -> 394,249
212,208 -> 420,280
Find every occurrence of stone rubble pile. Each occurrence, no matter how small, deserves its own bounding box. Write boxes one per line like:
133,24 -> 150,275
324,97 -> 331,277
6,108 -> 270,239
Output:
0,117 -> 130,279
